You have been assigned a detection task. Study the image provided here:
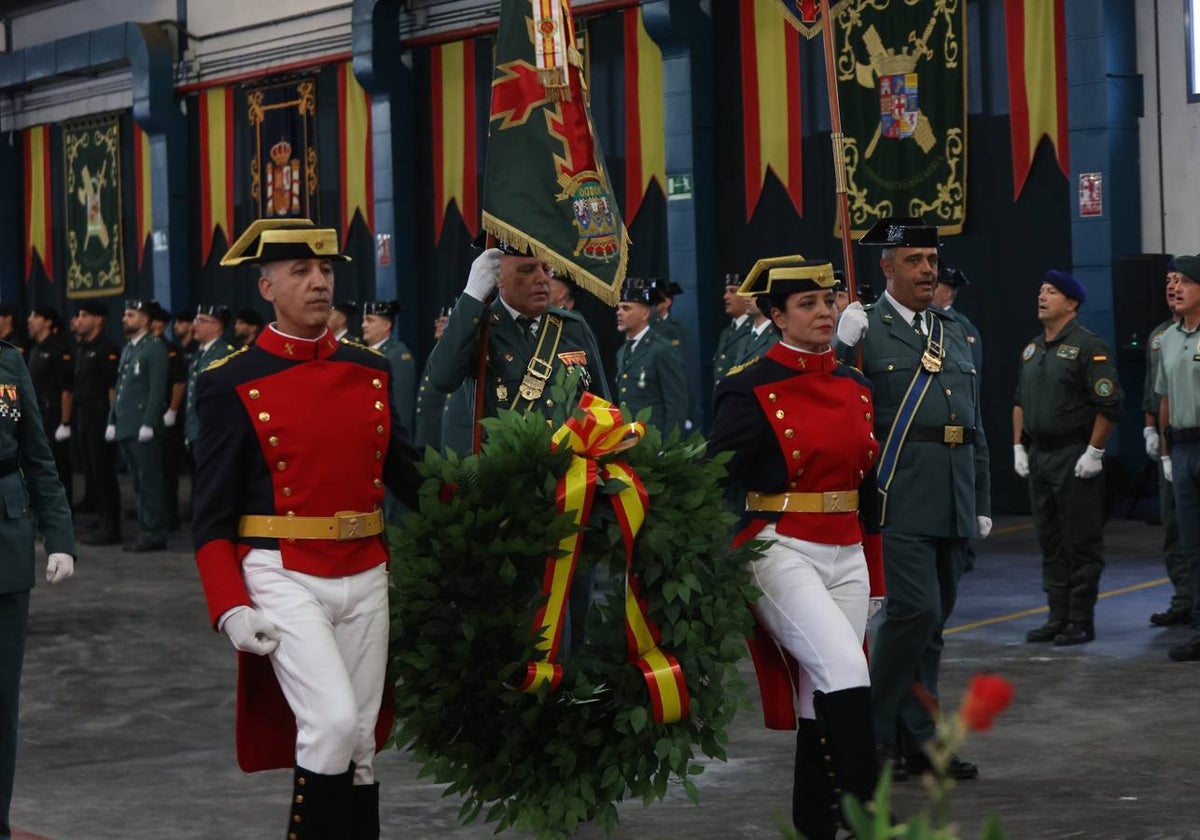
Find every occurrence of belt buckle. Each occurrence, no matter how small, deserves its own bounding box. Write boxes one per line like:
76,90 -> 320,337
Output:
335,511 -> 363,541
823,492 -> 847,513
944,425 -> 965,446
519,358 -> 554,401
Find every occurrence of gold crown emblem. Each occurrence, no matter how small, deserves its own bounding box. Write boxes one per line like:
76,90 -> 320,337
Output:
270,138 -> 293,165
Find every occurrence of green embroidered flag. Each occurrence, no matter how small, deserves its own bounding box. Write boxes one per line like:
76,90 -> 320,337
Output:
64,115 -> 125,297
831,0 -> 966,238
483,0 -> 628,305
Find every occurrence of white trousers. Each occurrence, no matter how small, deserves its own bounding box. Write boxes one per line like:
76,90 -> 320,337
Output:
243,549 -> 389,783
749,525 -> 870,720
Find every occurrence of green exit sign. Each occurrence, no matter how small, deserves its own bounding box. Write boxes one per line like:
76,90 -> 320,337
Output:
666,173 -> 694,199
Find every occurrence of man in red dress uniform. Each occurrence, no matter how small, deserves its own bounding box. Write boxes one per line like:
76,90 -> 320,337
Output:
192,218 -> 422,838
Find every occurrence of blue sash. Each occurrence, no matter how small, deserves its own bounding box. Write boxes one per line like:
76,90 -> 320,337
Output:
876,315 -> 943,525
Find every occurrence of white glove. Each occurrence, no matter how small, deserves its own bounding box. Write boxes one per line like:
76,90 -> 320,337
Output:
45,553 -> 74,584
835,301 -> 869,347
104,424 -> 116,442
54,423 -> 71,442
977,516 -> 993,540
464,247 -> 503,301
163,408 -> 177,428
137,425 -> 154,443
1013,444 -> 1029,478
1162,455 -> 1174,483
220,606 -> 281,656
1074,445 -> 1105,479
1144,426 -> 1161,459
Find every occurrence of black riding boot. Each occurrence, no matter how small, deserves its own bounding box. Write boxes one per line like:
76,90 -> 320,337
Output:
813,687 -> 882,833
352,782 -> 380,839
793,717 -> 837,840
286,764 -> 353,839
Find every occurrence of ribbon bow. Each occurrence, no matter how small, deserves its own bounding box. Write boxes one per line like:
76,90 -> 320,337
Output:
517,392 -> 690,724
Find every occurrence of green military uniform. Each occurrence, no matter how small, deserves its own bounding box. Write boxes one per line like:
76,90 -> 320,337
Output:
110,332 -> 169,547
376,337 -> 417,435
651,314 -> 685,354
185,339 -> 237,447
1015,317 -> 1122,627
413,369 -> 447,451
737,321 -> 779,367
712,316 -> 751,386
1146,318 -> 1188,615
947,306 -> 983,372
440,382 -> 475,455
615,328 -> 689,434
836,295 -> 990,752
426,294 -> 610,418
0,341 -> 75,832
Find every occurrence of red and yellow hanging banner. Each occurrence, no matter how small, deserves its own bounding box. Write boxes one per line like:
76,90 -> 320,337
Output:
517,393 -> 689,724
198,87 -> 235,265
740,0 -> 803,221
338,62 -> 374,246
622,7 -> 665,224
134,124 -> 153,270
431,40 -> 480,244
23,125 -> 53,282
1005,0 -> 1069,199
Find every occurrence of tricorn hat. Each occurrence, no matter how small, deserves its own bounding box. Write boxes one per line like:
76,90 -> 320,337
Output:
124,299 -> 155,314
619,277 -> 659,306
332,301 -> 358,317
938,266 -> 969,288
77,301 -> 109,318
737,257 -> 838,297
858,216 -> 939,248
362,300 -> 401,318
235,308 -> 265,327
194,304 -> 232,325
221,219 -> 351,267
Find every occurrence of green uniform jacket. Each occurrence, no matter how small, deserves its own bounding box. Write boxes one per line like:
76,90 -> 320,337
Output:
652,315 -> 686,355
1015,318 -> 1122,438
185,339 -> 237,445
0,342 -> 75,593
836,297 -> 990,537
377,338 -> 417,434
947,306 -> 983,372
1143,317 -> 1175,417
712,318 -> 751,386
737,322 -> 780,367
109,334 -> 169,441
426,294 -> 610,417
615,329 -> 689,434
413,369 -> 447,451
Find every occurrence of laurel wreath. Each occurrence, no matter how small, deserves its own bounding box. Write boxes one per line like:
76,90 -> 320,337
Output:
387,383 -> 759,839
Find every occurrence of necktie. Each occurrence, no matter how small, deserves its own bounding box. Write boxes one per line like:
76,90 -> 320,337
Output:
516,316 -> 535,346
913,312 -> 926,337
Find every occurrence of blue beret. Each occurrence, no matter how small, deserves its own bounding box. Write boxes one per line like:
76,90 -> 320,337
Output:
1044,270 -> 1086,304
1175,255 -> 1200,282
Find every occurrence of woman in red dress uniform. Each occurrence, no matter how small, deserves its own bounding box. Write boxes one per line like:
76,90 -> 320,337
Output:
708,257 -> 883,839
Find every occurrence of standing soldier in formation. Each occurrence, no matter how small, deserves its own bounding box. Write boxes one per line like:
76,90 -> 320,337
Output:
328,301 -> 359,343
649,278 -> 686,354
107,300 -> 169,552
835,217 -> 991,780
426,243 -> 609,419
1013,271 -> 1121,647
0,304 -> 23,351
1143,261 -> 1188,627
414,312 -> 450,451
934,266 -> 982,372
72,302 -> 121,545
713,273 -> 751,388
360,301 -> 416,435
737,291 -> 780,368
151,305 -> 188,532
614,278 -> 689,435
173,309 -> 199,360
25,306 -> 74,501
184,304 -> 236,451
234,309 -> 264,348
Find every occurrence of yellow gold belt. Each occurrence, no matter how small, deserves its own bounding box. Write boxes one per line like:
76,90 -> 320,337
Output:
237,510 -> 384,541
745,490 -> 859,514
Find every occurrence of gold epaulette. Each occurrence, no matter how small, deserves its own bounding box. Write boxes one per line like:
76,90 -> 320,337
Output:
725,356 -> 762,377
203,345 -> 248,372
340,337 -> 385,357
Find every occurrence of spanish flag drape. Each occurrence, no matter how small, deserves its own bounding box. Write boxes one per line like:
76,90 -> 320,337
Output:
1005,0 -> 1069,199
338,63 -> 374,246
134,124 -> 153,270
740,0 -> 803,221
430,39 -> 479,244
23,125 -> 53,282
198,87 -> 235,265
622,7 -> 665,224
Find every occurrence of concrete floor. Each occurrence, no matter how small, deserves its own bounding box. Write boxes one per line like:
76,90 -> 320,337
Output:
11,496 -> 1200,839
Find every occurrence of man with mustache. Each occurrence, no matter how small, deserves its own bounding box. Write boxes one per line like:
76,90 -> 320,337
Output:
192,219 -> 422,837
835,216 -> 992,781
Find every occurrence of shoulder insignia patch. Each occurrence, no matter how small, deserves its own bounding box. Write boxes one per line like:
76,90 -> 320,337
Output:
1151,332 -> 1165,351
1094,377 -> 1115,398
1056,345 -> 1080,360
726,356 -> 762,377
204,345 -> 248,372
1021,342 -> 1037,361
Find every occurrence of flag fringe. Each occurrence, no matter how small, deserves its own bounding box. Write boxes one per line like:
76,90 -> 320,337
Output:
483,211 -> 627,307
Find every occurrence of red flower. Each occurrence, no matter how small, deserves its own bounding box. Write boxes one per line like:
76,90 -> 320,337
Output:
960,674 -> 1014,731
438,482 -> 459,504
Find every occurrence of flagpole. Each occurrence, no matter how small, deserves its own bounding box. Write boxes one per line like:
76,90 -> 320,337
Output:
471,233 -> 497,454
818,0 -> 858,304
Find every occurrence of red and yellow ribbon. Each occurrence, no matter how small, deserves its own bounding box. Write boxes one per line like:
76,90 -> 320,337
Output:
518,393 -> 690,724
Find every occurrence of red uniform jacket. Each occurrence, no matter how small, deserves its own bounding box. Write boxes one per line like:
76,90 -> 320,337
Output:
192,326 -> 422,770
708,343 -> 883,729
